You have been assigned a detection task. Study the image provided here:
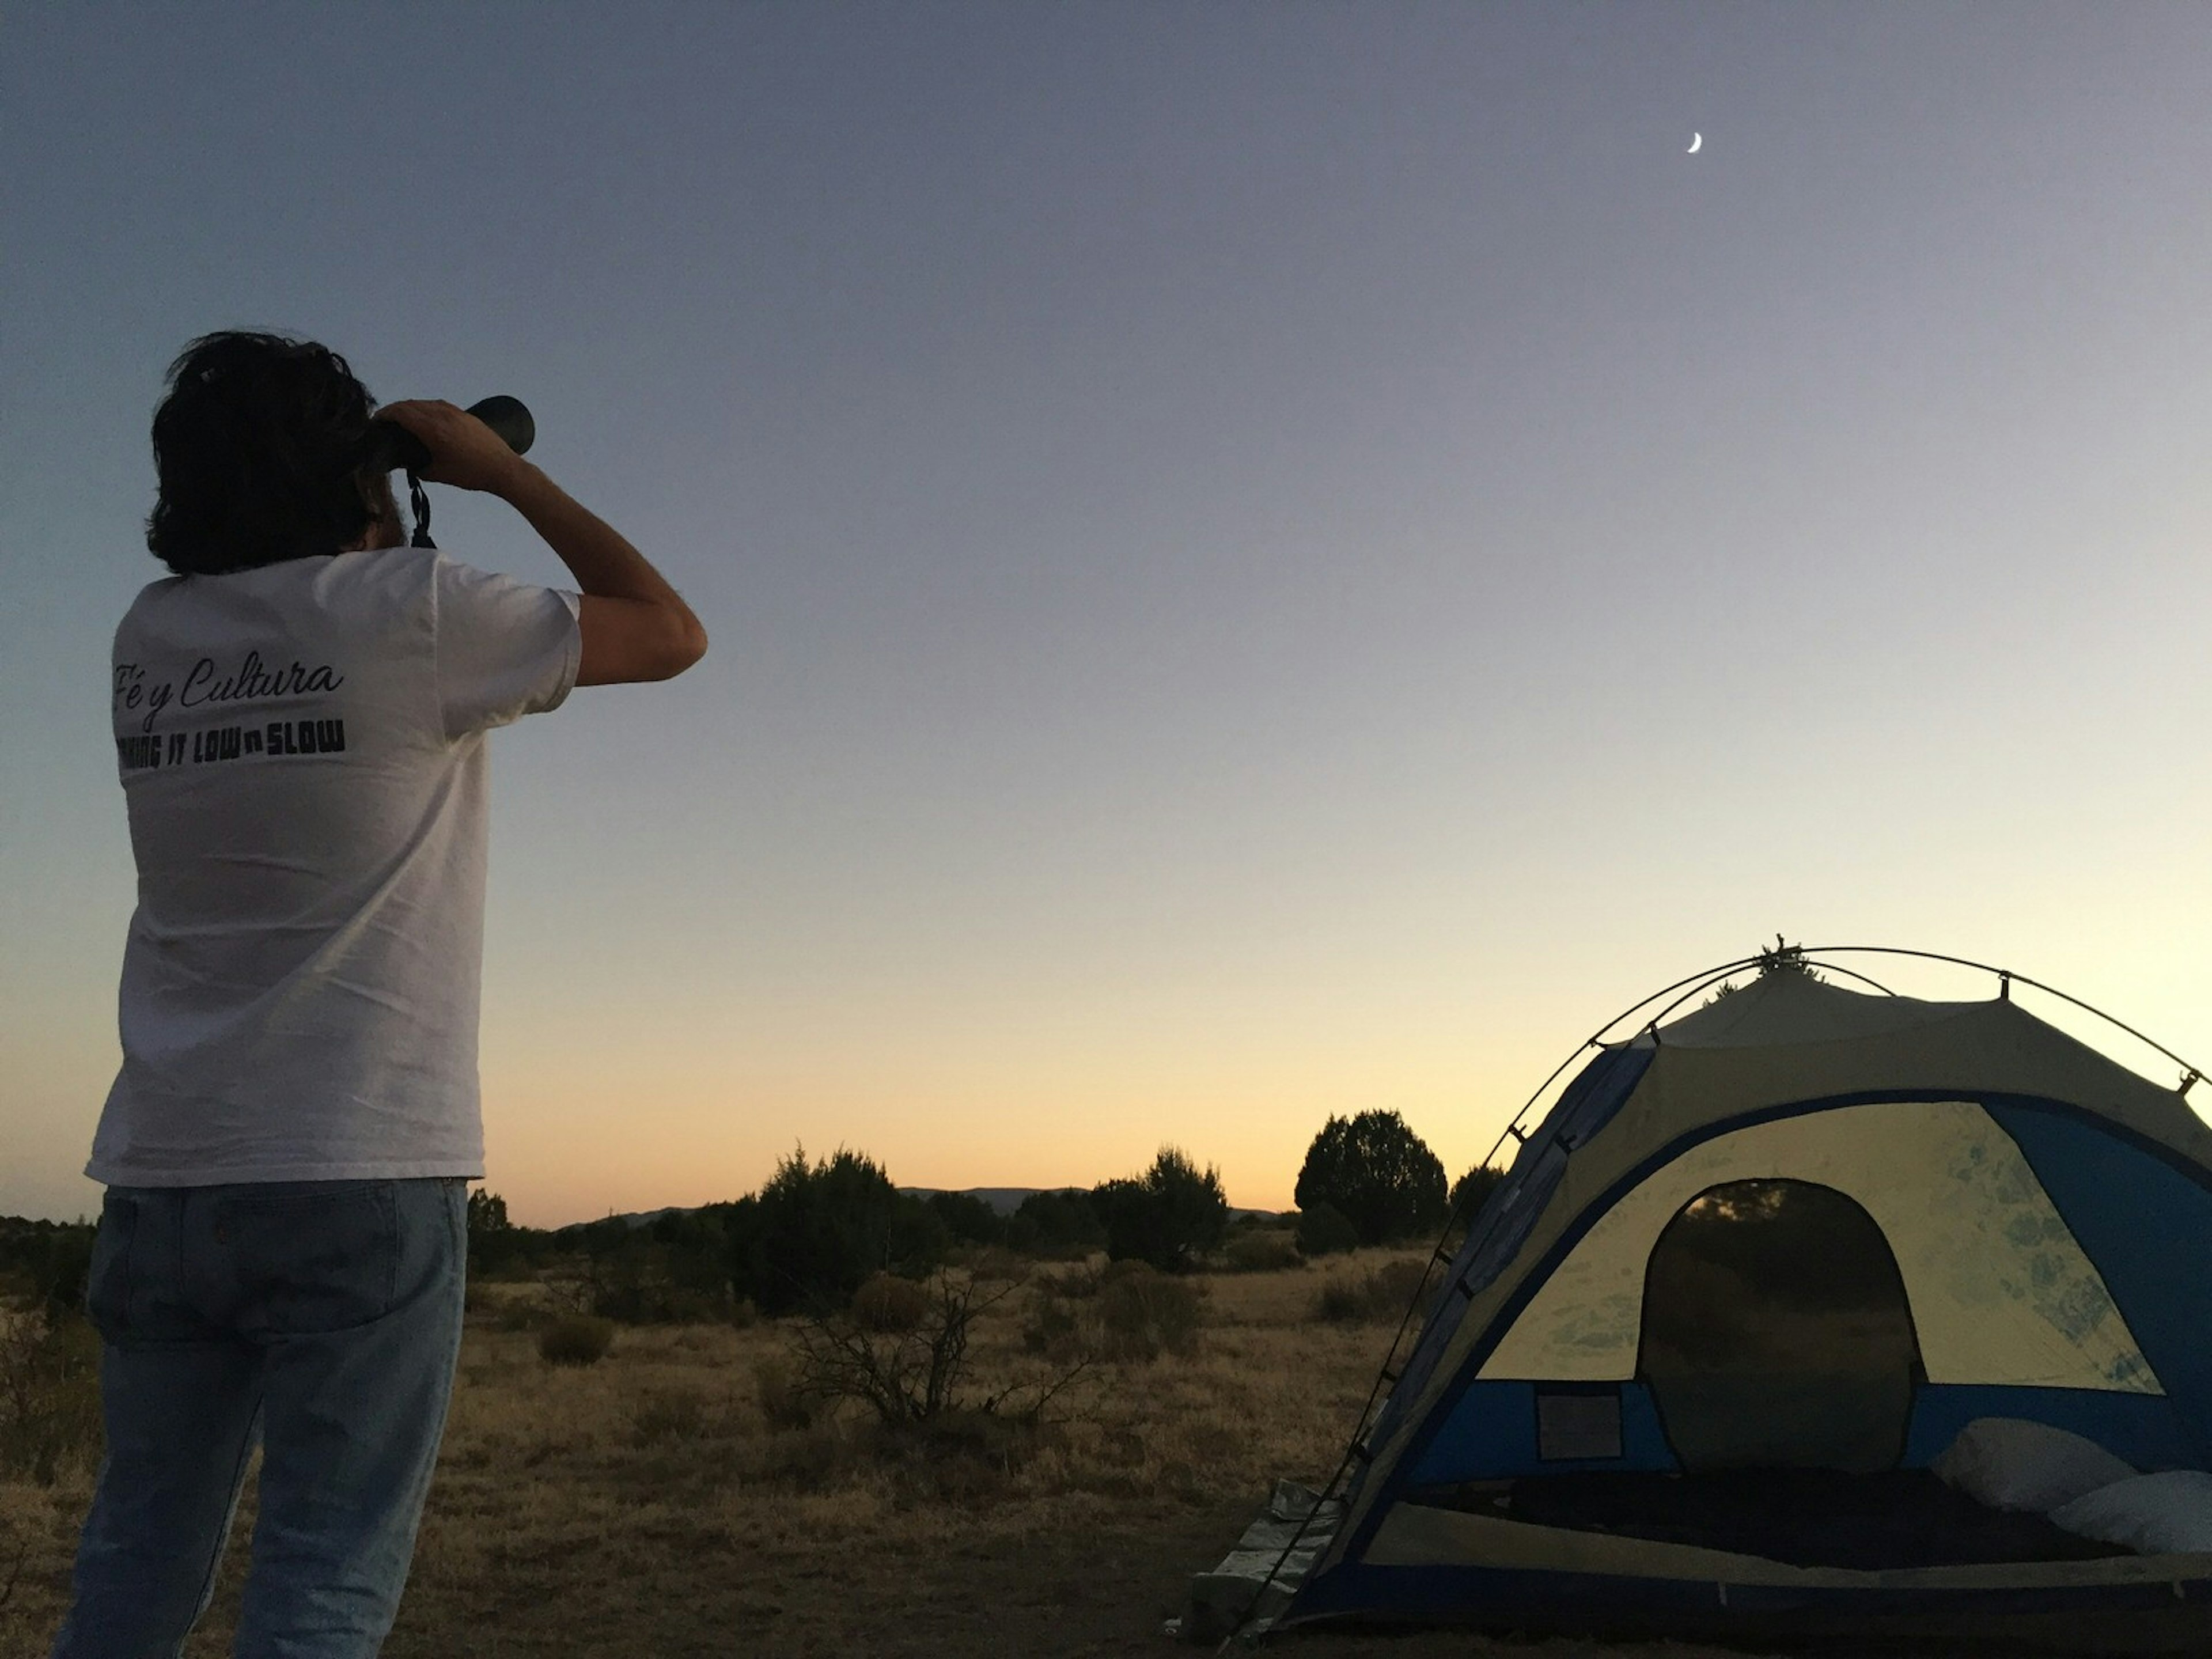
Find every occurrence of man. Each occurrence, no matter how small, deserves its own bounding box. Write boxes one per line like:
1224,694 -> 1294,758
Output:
55,331 -> 706,1656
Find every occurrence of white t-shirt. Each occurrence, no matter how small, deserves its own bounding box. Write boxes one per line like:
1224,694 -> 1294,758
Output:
91,543 -> 581,1186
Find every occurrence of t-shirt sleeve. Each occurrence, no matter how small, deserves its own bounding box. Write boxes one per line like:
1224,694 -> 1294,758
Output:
432,554 -> 582,740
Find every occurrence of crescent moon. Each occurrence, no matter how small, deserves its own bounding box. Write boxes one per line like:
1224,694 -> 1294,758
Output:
1688,132 -> 1703,153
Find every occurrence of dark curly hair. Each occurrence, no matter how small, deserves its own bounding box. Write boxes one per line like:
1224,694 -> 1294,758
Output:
146,331 -> 393,575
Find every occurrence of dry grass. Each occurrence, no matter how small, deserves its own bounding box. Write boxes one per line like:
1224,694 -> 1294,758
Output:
0,1251 -> 1774,1658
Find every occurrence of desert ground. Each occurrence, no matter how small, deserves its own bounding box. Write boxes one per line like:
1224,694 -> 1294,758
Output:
1,1248 -> 1790,1659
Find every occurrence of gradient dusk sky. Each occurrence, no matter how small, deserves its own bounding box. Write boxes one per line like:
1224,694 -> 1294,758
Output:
6,5 -> 2210,1226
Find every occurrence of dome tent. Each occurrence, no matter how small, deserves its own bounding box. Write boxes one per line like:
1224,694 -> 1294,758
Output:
1189,949 -> 2212,1650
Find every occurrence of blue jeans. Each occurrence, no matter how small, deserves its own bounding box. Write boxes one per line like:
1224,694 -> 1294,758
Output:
53,1178 -> 467,1659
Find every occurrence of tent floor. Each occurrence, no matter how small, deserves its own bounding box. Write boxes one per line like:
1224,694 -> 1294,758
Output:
1430,1468 -> 2131,1570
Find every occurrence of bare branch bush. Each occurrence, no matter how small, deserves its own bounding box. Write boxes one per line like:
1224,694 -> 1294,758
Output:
787,1271 -> 1086,1430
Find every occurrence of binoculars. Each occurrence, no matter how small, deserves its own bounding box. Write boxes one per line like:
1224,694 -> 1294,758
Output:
363,395 -> 536,476
362,396 -> 535,550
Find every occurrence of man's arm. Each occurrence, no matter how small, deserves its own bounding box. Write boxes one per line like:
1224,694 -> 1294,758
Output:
497,465 -> 708,685
373,400 -> 708,685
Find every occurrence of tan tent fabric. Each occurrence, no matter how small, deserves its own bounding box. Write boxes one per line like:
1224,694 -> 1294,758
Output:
1479,1099 -> 2158,1392
1659,978 -> 1975,1050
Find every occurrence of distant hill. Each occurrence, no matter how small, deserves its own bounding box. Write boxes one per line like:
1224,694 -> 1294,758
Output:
559,1207 -> 690,1234
899,1185 -> 1071,1217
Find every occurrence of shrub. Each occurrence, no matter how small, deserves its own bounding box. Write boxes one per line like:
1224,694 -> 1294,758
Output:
753,1354 -> 814,1430
789,1272 -> 1079,1427
1313,1278 -> 1367,1323
1039,1262 -> 1103,1299
537,1315 -> 615,1365
465,1186 -> 514,1277
755,1419 -> 854,1490
495,1297 -> 552,1333
1313,1258 -> 1441,1325
1020,1261 -> 1112,1361
1021,1257 -> 1204,1363
850,1272 -> 930,1333
1368,1256 -> 1440,1317
0,1310 -> 101,1484
796,1275 -> 983,1425
1021,1291 -> 1086,1362
1005,1188 -> 1106,1257
0,1218 -> 97,1322
1294,1111 -> 1448,1246
729,1147 -> 948,1316
1092,1147 -> 1229,1273
1222,1229 -> 1302,1272
1449,1163 -> 1508,1224
630,1389 -> 708,1446
925,1190 -> 1006,1247
956,1244 -> 1028,1282
589,1242 -> 726,1325
540,1268 -> 597,1315
36,1229 -> 94,1324
461,1188 -> 565,1279
867,1404 -> 1053,1504
1294,1202 -> 1359,1258
1094,1262 -> 1205,1361
554,1205 -> 750,1324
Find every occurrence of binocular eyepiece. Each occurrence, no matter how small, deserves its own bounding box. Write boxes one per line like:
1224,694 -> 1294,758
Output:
363,395 -> 536,476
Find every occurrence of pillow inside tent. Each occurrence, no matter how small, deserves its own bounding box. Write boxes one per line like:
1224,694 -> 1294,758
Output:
1930,1418 -> 2137,1515
2050,1471 -> 2212,1555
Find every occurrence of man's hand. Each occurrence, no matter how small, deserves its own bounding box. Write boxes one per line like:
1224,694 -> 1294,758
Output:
373,401 -> 529,496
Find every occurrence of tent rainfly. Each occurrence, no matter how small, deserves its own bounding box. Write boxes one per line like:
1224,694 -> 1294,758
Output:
1185,953 -> 2212,1652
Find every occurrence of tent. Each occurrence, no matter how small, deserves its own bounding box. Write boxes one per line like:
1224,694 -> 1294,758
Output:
1188,951 -> 2212,1650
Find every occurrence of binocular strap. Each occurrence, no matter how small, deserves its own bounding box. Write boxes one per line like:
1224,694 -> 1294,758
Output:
406,471 -> 437,550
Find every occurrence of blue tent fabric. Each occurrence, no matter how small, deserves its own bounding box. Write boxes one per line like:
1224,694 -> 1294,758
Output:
1407,1378 -> 1677,1482
1546,1041 -> 1658,1152
1991,1101 -> 2212,1465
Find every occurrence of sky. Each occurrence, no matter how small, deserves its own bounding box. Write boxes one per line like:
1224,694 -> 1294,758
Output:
5,3 -> 2210,1226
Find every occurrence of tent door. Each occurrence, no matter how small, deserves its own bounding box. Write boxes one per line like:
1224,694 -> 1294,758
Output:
1637,1178 -> 1920,1474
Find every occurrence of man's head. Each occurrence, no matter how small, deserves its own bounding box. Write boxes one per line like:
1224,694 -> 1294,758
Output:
146,331 -> 402,576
